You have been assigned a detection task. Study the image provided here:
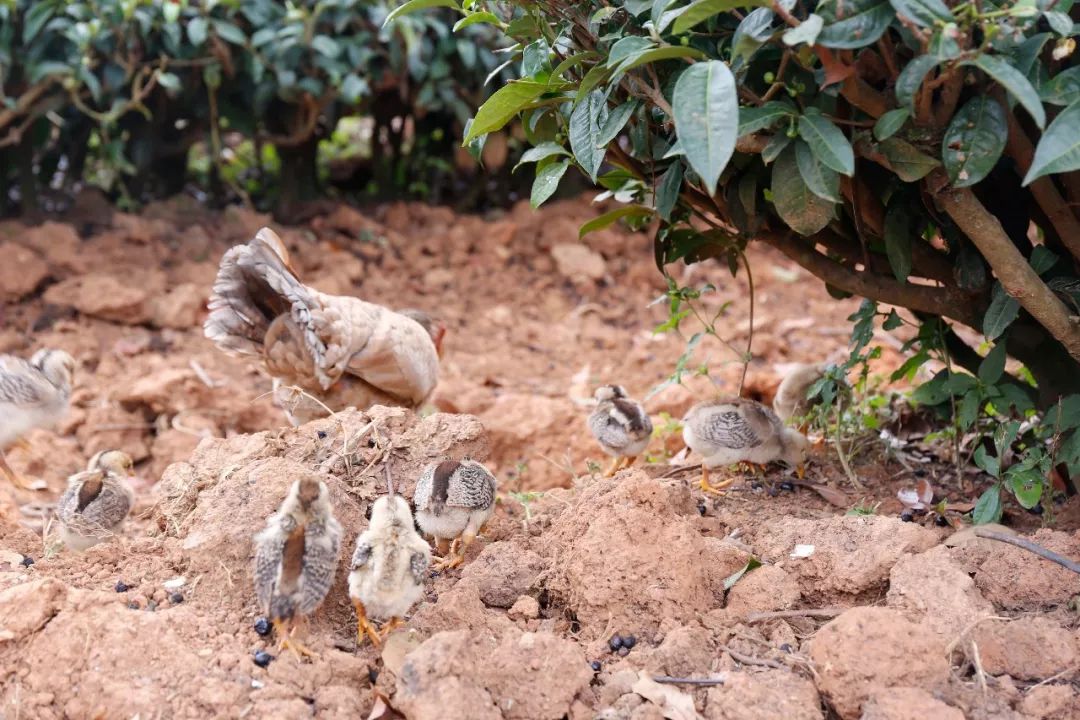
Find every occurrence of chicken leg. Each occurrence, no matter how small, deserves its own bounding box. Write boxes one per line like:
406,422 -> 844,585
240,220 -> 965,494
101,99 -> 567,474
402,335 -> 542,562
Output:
432,536 -> 464,571
380,617 -> 404,639
274,617 -> 316,659
0,450 -> 32,490
603,457 -> 621,478
699,465 -> 734,495
353,599 -> 382,648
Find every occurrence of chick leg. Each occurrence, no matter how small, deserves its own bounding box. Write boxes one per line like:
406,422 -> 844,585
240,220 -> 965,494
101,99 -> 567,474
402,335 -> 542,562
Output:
622,456 -> 638,471
353,599 -> 382,648
432,537 -> 463,571
603,457 -> 621,478
380,616 -> 404,639
0,451 -> 33,491
699,465 -> 734,495
276,616 -> 317,660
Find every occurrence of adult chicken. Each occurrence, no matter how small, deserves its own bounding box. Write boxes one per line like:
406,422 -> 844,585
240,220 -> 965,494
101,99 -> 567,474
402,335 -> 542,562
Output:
204,228 -> 444,425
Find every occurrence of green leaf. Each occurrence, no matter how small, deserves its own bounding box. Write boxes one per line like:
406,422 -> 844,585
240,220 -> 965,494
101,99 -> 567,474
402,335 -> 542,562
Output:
156,72 -> 181,93
762,132 -> 792,164
617,46 -> 708,72
576,64 -> 612,101
514,141 -> 570,171
311,35 -> 340,59
973,485 -> 1003,524
673,61 -> 739,195
957,389 -> 982,430
453,11 -> 501,31
23,1 -> 56,44
187,16 -> 209,46
1007,469 -> 1044,509
795,140 -> 841,203
596,102 -> 638,148
1054,394 -> 1080,430
878,137 -> 940,182
673,0 -> 769,34
732,8 -> 776,63
942,97 -> 1007,188
521,38 -> 551,79
580,206 -> 655,238
551,51 -> 601,80
1044,10 -> 1074,36
212,20 -> 246,46
385,0 -> 461,25
974,446 -> 1000,478
1023,99 -> 1080,185
656,163 -> 684,221
771,145 -> 834,236
896,55 -> 940,110
465,81 -> 551,143
1030,246 -> 1059,275
983,282 -> 1021,340
798,109 -> 855,176
722,556 -> 762,591
979,342 -> 1008,386
889,0 -> 953,26
963,55 -> 1046,129
531,160 -> 569,208
874,108 -> 910,141
341,74 -> 369,104
911,371 -> 952,405
739,101 -> 796,136
816,0 -> 893,49
570,90 -> 608,182
994,421 -> 1021,459
884,200 -> 912,282
606,36 -> 654,68
1041,66 -> 1080,106
782,14 -> 825,46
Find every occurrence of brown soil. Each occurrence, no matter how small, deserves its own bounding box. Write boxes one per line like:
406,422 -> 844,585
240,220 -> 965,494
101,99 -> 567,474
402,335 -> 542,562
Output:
0,193 -> 1078,719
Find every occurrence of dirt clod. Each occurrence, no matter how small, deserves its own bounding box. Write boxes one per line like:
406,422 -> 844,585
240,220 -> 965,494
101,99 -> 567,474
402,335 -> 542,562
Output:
859,687 -> 964,720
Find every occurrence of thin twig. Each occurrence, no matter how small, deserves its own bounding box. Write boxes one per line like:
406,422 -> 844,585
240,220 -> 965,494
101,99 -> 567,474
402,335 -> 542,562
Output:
721,644 -> 784,669
745,608 -> 844,623
651,675 -> 728,686
737,250 -> 754,397
944,616 -> 1012,656
972,528 -> 1080,575
657,463 -> 701,479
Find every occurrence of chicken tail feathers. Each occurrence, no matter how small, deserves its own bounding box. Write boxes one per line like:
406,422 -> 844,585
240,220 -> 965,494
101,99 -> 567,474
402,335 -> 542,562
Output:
204,228 -> 324,367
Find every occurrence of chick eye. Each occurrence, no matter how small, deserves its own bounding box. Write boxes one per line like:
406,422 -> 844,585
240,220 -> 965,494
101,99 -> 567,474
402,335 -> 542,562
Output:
364,504 -> 373,520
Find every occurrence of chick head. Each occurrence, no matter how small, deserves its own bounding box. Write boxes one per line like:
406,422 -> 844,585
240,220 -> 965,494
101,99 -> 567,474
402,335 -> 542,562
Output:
31,349 -> 76,387
594,384 -> 628,402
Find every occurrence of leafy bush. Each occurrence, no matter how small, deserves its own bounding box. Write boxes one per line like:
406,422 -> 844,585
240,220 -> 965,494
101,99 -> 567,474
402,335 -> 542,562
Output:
0,0 -> 514,216
404,0 -> 1080,515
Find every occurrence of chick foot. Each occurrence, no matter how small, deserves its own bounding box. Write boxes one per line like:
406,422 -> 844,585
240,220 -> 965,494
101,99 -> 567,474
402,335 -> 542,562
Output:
274,619 -> 317,660
699,466 -> 734,495
353,600 -> 382,648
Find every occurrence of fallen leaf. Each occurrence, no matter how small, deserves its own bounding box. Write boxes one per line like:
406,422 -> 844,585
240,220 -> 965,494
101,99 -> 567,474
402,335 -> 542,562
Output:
798,481 -> 849,508
380,628 -> 423,676
944,523 -> 1016,547
633,671 -> 701,720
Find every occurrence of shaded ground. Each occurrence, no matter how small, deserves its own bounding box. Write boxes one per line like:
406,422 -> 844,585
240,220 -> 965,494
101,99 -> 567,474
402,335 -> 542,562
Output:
0,194 -> 1077,719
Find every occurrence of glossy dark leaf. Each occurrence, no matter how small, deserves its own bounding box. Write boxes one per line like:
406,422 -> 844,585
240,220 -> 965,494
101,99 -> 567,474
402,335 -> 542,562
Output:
771,145 -> 834,236
873,108 -> 910,141
879,137 -> 940,182
978,342 -> 1007,385
794,140 -> 841,203
983,282 -> 1021,340
656,162 -> 684,221
942,97 -> 1007,188
570,90 -> 608,182
816,0 -> 893,50
884,200 -> 912,282
1024,99 -> 1080,184
798,108 -> 854,175
673,61 -> 739,194
973,485 -> 1004,525
531,159 -> 569,208
738,101 -> 796,136
889,0 -> 952,26
895,55 -> 940,110
963,55 -> 1046,129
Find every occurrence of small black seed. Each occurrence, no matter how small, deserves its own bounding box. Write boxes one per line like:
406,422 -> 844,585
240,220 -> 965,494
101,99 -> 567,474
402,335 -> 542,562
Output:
622,635 -> 637,649
20,556 -> 34,567
169,592 -> 184,604
368,667 -> 380,684
900,510 -> 915,523
609,634 -> 624,652
253,650 -> 273,668
317,430 -> 327,440
1027,503 -> 1045,516
590,660 -> 602,673
254,617 -> 271,636
618,646 -> 630,657
115,581 -> 130,593
935,515 -> 949,527
696,501 -> 706,516
913,469 -> 927,477
780,643 -> 793,653
779,482 -> 794,492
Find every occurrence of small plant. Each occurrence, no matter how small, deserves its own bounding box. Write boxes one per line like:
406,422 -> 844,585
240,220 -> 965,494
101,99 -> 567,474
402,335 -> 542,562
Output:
845,501 -> 881,517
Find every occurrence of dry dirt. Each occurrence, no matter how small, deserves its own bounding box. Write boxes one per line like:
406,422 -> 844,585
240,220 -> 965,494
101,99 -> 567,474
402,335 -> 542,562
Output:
0,192 -> 1078,719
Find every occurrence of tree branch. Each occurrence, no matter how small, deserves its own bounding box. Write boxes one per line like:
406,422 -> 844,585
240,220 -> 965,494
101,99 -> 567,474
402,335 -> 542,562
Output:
936,175 -> 1080,362
757,229 -> 981,327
